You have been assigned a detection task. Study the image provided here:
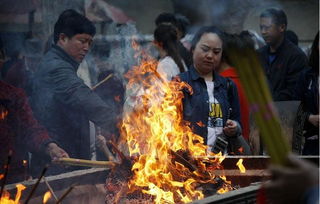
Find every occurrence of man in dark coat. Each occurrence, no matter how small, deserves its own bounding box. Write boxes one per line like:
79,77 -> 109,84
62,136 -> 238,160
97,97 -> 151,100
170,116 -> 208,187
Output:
258,8 -> 308,101
31,9 -> 116,175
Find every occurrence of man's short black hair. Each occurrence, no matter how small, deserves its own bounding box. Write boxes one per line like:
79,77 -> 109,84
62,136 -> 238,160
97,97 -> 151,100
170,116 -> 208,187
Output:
260,8 -> 287,28
53,9 -> 96,44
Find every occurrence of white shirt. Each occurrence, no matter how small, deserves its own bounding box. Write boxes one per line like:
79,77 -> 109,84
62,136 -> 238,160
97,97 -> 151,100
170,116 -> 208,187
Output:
157,56 -> 186,81
205,81 -> 224,149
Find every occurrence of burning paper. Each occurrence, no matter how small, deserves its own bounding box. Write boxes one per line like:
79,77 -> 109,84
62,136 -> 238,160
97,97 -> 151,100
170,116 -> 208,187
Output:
113,39 -> 233,203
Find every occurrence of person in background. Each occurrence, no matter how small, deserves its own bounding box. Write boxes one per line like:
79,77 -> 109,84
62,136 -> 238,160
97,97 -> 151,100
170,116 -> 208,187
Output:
0,80 -> 68,183
155,12 -> 192,68
154,24 -> 186,81
258,8 -> 308,101
295,32 -> 319,155
217,33 -> 251,142
31,9 -> 117,176
178,26 -> 250,155
1,50 -> 32,96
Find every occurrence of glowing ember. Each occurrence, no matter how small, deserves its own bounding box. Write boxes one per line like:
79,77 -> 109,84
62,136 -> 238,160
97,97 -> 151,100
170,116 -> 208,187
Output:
0,110 -> 8,120
118,39 -> 232,203
0,174 -> 4,180
42,191 -> 51,204
236,159 -> 246,173
0,184 -> 26,204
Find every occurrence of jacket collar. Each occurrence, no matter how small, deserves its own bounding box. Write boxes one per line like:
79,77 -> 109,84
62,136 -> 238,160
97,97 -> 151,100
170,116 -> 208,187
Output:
267,38 -> 288,55
190,65 -> 224,87
51,44 -> 79,70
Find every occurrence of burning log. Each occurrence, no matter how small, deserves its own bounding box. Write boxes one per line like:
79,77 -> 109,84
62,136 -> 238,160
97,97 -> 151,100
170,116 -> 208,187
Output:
54,158 -> 117,168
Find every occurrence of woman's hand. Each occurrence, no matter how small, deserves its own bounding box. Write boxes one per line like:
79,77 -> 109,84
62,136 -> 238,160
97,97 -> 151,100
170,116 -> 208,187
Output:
223,119 -> 238,137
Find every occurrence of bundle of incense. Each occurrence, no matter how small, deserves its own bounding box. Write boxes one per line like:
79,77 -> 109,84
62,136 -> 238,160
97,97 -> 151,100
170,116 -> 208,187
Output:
229,46 -> 290,165
91,73 -> 113,90
54,158 -> 117,168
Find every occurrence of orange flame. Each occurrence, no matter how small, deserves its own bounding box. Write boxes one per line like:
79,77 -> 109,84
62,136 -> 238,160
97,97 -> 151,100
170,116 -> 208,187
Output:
42,191 -> 51,204
119,40 -> 231,203
0,174 -> 4,180
236,159 -> 246,173
0,184 -> 26,204
0,110 -> 8,120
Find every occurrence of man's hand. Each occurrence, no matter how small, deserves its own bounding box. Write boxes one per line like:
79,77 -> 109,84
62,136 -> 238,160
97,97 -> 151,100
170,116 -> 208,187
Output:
308,114 -> 319,127
46,143 -> 69,161
263,154 -> 319,204
223,119 -> 238,137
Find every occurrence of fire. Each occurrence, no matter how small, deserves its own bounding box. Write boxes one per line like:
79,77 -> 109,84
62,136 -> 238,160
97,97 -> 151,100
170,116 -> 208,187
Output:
119,39 -> 232,203
0,184 -> 26,204
236,159 -> 246,173
0,174 -> 4,180
0,109 -> 8,120
42,191 -> 51,204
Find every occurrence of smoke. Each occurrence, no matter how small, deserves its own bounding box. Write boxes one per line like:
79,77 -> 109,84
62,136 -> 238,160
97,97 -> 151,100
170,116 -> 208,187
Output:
174,0 -> 282,34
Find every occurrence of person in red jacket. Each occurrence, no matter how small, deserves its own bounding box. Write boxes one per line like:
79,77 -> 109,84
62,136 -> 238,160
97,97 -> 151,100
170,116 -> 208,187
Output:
217,33 -> 252,142
0,80 -> 68,183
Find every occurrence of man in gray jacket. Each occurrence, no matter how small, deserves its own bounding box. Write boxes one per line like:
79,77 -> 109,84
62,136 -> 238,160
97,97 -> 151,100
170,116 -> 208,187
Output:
31,9 -> 116,175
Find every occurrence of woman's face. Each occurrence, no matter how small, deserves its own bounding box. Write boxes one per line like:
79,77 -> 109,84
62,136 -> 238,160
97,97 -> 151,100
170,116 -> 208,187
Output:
192,33 -> 223,75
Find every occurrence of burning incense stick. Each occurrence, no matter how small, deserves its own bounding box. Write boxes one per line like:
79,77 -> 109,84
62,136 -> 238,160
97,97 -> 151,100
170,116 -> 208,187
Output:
55,184 -> 76,204
43,176 -> 58,201
0,150 -> 12,199
91,73 -> 113,91
229,47 -> 290,165
24,165 -> 48,204
54,158 -> 117,168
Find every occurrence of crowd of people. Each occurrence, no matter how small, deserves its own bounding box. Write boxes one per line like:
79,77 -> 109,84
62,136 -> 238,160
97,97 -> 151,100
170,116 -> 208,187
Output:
0,7 -> 318,203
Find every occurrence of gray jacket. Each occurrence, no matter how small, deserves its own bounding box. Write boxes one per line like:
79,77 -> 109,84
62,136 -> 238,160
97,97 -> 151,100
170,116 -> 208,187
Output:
31,45 -> 116,173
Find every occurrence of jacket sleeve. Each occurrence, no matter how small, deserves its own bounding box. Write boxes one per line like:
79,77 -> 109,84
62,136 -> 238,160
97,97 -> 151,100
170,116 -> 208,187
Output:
280,53 -> 308,100
49,66 -> 117,130
15,88 -> 55,153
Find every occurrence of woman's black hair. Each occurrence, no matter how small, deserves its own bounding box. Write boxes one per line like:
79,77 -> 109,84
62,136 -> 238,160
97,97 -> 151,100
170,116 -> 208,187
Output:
154,24 -> 185,73
190,26 -> 224,52
309,32 -> 319,76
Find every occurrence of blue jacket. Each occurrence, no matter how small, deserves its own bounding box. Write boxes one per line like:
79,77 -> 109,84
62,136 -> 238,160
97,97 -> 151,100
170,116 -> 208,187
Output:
178,66 -> 241,144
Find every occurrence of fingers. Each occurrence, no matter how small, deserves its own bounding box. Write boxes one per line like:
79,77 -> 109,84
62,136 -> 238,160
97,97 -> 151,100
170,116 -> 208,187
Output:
223,120 -> 237,136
